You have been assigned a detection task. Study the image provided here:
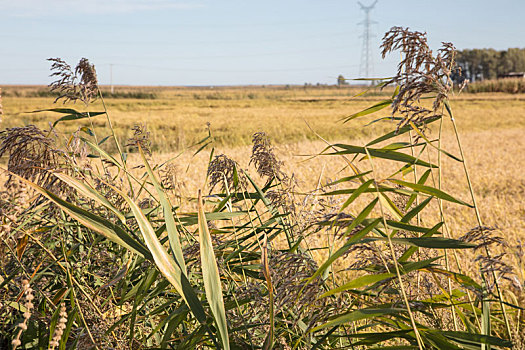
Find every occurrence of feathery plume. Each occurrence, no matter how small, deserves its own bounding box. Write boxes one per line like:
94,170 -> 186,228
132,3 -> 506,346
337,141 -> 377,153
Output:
126,123 -> 152,156
0,125 -> 62,192
207,154 -> 244,192
48,57 -> 99,105
380,27 -> 458,130
250,132 -> 284,181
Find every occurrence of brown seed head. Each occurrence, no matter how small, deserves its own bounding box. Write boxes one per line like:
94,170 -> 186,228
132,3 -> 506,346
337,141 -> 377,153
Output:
48,57 -> 99,105
380,27 -> 458,130
126,123 -> 152,156
475,253 -> 513,293
459,226 -> 505,250
207,154 -> 244,192
0,125 -> 62,191
250,132 -> 284,181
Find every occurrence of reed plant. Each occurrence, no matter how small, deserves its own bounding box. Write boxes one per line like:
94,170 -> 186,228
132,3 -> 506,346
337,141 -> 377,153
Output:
0,27 -> 522,349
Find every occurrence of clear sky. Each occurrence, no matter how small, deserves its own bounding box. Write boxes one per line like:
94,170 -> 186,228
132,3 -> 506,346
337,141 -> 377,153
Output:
1,0 -> 524,86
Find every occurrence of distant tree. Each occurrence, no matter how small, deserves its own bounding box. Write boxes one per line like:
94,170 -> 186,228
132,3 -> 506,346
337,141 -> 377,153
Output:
455,48 -> 525,82
337,75 -> 349,86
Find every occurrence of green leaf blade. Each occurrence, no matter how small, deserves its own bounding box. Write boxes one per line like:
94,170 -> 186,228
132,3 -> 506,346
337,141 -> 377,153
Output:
198,191 -> 230,350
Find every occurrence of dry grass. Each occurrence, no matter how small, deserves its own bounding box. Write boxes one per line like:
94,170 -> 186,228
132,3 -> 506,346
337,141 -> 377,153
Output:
3,85 -> 524,151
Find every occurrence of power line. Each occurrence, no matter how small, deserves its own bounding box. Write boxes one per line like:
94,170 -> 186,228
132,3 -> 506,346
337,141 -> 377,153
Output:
0,45 -> 354,61
0,59 -> 400,73
0,31 -> 354,47
4,15 -> 359,30
107,63 -> 362,73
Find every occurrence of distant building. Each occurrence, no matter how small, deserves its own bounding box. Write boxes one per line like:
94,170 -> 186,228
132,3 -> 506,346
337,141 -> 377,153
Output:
499,72 -> 525,79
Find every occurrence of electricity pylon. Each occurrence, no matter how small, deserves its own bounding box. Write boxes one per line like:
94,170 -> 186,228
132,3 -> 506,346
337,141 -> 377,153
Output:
358,0 -> 377,82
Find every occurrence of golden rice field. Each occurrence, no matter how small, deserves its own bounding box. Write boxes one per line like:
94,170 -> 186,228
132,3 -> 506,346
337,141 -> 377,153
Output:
1,84 -> 524,280
2,85 -> 524,251
3,85 -> 525,149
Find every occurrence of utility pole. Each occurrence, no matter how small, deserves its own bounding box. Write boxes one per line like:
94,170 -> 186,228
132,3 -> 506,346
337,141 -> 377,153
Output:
110,64 -> 114,94
358,1 -> 377,83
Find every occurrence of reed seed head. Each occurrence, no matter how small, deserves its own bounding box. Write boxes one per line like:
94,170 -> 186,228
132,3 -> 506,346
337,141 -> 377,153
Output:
0,125 -> 62,192
48,57 -> 98,105
160,163 -> 181,191
459,226 -> 505,250
475,253 -> 513,293
207,154 -> 244,192
381,27 -> 458,130
250,132 -> 284,181
126,123 -> 152,156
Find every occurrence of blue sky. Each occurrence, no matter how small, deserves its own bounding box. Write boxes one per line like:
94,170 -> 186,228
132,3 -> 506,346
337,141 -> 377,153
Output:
1,0 -> 524,86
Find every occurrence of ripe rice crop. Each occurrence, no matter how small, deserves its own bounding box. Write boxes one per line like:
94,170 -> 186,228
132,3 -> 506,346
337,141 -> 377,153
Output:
466,77 -> 525,94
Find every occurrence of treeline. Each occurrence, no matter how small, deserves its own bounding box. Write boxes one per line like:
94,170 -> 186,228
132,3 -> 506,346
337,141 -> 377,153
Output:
454,48 -> 525,82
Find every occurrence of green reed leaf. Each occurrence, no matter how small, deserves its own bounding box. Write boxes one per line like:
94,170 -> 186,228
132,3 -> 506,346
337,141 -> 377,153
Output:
139,146 -> 187,275
111,185 -> 210,328
440,331 -> 512,348
409,121 -> 463,162
53,172 -> 126,223
389,179 -> 474,207
421,331 -> 463,349
341,98 -> 392,123
340,179 -> 374,211
305,215 -> 380,286
428,268 -> 482,291
58,308 -> 77,350
322,257 -> 441,298
345,330 -> 414,347
362,236 -> 475,249
398,222 -> 443,262
366,116 -> 441,147
311,307 -> 406,332
323,171 -> 372,187
383,219 -> 438,233
198,191 -> 230,350
404,171 -> 432,211
81,138 -> 123,168
31,108 -> 105,128
321,273 -> 395,297
16,175 -> 151,259
326,144 -> 437,168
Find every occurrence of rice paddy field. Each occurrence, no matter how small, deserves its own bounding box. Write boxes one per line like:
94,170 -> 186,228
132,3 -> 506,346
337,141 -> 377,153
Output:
2,86 -> 524,235
1,80 -> 525,349
3,83 -> 525,254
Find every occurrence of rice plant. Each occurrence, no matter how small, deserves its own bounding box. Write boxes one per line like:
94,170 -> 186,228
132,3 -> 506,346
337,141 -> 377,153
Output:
0,28 -> 522,349
465,77 -> 525,94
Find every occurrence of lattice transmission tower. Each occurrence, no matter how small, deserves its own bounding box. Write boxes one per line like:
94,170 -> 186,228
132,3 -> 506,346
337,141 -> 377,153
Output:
358,1 -> 377,81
